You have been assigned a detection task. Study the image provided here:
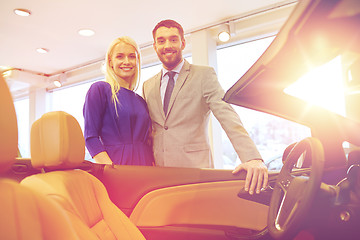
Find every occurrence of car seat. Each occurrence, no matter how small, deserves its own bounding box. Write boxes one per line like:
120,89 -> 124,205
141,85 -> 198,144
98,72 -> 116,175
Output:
21,110 -> 146,240
0,74 -> 92,240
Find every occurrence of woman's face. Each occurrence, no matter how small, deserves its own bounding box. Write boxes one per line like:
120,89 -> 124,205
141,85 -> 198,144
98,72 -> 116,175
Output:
109,42 -> 137,83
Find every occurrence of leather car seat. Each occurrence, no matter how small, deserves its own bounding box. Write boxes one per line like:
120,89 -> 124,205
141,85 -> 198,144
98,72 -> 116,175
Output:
0,74 -> 89,240
21,111 -> 146,240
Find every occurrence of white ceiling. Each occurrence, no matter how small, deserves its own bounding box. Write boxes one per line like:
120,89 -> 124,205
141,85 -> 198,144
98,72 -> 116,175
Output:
0,0 -> 293,76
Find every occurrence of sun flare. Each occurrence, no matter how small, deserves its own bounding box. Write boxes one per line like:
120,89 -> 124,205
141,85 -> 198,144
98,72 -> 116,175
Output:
284,56 -> 346,116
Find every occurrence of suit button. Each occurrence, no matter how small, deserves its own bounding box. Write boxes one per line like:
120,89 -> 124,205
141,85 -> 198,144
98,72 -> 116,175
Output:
164,126 -> 168,130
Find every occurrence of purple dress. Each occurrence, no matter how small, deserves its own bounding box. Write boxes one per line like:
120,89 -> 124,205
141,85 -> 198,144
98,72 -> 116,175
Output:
83,81 -> 154,166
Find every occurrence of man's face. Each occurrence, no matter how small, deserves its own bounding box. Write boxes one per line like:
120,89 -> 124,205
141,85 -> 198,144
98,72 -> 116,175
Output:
153,27 -> 186,70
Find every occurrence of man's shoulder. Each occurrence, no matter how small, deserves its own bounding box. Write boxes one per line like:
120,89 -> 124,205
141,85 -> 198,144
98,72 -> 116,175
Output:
188,63 -> 214,73
144,71 -> 161,85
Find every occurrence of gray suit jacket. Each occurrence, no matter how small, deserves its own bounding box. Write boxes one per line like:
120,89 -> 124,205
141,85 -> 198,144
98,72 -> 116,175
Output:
142,60 -> 262,168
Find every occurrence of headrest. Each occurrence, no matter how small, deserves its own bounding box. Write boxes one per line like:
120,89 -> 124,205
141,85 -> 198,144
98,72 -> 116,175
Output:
0,75 -> 18,173
30,111 -> 85,170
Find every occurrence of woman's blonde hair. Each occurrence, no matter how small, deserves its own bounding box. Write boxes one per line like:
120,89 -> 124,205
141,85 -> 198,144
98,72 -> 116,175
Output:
104,36 -> 141,108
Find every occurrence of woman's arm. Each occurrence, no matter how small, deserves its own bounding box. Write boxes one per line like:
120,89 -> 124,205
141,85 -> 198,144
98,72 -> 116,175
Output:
83,82 -> 107,158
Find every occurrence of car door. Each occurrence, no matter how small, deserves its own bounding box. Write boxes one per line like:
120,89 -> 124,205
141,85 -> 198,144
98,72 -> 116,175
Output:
94,164 -> 277,240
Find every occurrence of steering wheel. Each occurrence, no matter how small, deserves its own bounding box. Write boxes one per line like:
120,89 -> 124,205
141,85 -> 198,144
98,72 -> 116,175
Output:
268,137 -> 325,239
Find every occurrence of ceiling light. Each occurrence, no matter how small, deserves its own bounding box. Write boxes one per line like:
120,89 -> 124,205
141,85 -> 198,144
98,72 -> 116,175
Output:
53,80 -> 62,87
53,73 -> 66,87
78,29 -> 95,37
218,31 -> 231,42
36,48 -> 49,54
14,8 -> 31,17
218,21 -> 236,43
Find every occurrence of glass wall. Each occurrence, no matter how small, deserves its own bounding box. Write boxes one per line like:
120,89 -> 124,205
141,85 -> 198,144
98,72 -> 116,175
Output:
14,98 -> 30,158
50,81 -> 95,131
49,81 -> 96,161
217,37 -> 311,170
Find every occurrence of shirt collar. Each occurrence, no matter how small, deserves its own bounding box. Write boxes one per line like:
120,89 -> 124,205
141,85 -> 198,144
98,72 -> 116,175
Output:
161,59 -> 185,78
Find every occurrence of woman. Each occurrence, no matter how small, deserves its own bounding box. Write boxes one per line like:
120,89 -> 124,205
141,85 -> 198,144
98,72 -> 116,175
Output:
83,36 -> 154,166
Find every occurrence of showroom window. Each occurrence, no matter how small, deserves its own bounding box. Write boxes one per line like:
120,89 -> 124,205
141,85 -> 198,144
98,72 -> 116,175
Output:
50,81 -> 95,131
217,37 -> 311,170
14,98 -> 30,158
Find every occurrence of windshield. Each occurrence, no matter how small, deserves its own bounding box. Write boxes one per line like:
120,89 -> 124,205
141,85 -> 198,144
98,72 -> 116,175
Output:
284,53 -> 359,121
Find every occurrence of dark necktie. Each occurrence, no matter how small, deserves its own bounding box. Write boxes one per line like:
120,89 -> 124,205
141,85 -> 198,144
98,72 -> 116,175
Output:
163,71 -> 175,116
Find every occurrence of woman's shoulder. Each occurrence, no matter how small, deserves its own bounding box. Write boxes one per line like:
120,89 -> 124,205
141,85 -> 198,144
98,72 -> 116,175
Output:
133,90 -> 145,100
90,81 -> 110,89
133,92 -> 149,108
85,81 -> 112,100
88,81 -> 111,93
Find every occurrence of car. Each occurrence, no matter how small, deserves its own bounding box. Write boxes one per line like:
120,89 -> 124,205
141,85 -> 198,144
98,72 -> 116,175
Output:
224,0 -> 360,239
1,0 -> 360,239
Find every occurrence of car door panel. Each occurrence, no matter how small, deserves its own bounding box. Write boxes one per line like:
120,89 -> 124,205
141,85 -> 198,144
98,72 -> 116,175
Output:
130,180 -> 268,230
95,165 -> 276,239
97,165 -> 247,214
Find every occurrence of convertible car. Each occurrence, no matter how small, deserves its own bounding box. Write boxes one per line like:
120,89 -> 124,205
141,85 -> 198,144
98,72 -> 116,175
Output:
1,0 -> 360,239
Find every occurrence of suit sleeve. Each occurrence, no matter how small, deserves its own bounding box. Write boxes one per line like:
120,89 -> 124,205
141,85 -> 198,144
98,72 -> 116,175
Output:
201,67 -> 263,163
142,81 -> 147,101
83,82 -> 107,157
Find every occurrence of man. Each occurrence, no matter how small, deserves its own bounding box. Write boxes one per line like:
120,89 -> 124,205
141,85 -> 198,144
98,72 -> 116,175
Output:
142,19 -> 268,195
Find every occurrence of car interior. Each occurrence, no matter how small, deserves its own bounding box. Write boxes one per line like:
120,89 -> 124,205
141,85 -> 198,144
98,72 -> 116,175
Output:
1,0 -> 360,239
0,74 -> 98,240
224,0 -> 360,239
21,110 -> 147,239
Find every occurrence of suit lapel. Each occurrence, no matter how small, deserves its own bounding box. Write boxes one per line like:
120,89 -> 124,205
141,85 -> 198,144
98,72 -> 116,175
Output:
167,60 -> 191,117
151,72 -> 166,120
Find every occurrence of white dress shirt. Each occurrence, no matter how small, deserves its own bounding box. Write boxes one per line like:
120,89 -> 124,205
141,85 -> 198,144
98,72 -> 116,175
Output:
160,59 -> 185,104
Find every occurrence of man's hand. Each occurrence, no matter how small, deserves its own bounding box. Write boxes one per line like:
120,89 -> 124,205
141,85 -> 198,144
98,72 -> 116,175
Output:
232,159 -> 268,195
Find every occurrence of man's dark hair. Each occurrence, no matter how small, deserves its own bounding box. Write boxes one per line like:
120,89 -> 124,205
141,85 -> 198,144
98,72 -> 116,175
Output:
152,19 -> 185,41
